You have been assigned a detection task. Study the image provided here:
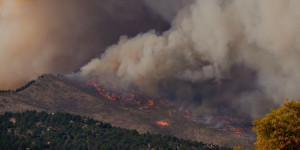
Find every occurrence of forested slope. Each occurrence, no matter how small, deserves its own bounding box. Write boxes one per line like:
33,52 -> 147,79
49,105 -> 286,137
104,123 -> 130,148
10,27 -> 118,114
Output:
0,111 -> 231,150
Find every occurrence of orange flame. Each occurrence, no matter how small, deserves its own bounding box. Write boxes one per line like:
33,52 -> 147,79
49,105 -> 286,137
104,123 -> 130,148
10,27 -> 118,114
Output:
146,100 -> 154,108
88,81 -> 161,108
185,110 -> 191,114
156,121 -> 169,126
184,115 -> 190,119
148,100 -> 154,106
184,115 -> 192,121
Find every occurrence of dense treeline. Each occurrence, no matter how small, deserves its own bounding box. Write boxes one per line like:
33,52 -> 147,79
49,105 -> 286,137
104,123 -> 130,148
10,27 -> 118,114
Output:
0,80 -> 35,93
0,111 -> 231,150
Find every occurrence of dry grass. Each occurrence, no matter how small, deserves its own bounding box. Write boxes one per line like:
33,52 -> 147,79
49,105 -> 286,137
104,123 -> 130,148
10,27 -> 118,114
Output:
0,74 -> 255,149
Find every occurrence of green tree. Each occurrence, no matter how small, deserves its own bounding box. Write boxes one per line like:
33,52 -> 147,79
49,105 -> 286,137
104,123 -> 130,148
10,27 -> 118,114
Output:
252,99 -> 300,150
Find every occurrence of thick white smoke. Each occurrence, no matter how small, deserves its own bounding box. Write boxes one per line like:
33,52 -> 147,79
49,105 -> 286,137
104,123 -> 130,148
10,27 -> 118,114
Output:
79,0 -> 300,118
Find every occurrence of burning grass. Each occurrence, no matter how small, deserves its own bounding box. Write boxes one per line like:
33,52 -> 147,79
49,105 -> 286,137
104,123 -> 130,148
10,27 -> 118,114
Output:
88,80 -> 254,137
88,81 -> 160,109
156,121 -> 169,126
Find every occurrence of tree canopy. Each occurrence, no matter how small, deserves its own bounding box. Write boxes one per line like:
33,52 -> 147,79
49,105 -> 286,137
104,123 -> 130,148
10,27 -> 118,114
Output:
252,99 -> 300,150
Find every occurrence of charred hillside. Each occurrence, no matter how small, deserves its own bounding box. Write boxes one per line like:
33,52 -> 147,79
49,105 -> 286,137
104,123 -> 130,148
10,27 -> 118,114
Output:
0,74 -> 255,149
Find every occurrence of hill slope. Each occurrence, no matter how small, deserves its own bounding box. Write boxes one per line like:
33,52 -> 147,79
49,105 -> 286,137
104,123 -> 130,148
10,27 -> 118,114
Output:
1,111 -> 231,150
0,74 -> 255,149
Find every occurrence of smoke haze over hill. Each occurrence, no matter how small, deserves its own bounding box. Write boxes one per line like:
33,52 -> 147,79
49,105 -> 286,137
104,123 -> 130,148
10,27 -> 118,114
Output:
0,0 -> 188,89
1,0 -> 300,119
79,0 -> 300,119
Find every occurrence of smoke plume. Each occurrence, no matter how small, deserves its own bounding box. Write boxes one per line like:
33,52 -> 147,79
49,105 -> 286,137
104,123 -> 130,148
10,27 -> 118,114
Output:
0,0 -> 188,89
79,0 -> 300,119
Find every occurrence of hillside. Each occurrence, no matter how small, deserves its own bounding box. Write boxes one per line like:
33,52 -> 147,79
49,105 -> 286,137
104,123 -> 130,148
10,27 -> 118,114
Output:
0,111 -> 231,150
0,74 -> 255,149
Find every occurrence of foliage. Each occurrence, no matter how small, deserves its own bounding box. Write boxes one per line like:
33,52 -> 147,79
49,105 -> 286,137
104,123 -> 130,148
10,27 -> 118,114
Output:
0,111 -> 231,150
252,99 -> 300,150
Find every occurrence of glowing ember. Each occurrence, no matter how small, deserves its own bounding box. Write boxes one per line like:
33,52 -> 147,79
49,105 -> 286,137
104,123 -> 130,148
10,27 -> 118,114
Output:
184,115 -> 192,121
147,100 -> 154,106
185,110 -> 191,114
88,81 -> 163,109
229,126 -> 242,136
156,121 -> 169,126
184,115 -> 190,119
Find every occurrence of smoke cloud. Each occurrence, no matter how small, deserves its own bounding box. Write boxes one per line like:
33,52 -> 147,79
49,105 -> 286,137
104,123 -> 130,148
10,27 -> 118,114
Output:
79,0 -> 300,119
0,0 -> 189,89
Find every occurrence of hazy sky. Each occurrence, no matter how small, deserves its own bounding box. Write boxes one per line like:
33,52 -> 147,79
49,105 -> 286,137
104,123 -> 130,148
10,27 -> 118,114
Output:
0,0 -> 189,89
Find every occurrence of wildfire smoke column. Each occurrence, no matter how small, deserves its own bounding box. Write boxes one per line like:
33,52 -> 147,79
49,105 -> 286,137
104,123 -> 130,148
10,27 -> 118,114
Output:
79,0 -> 300,119
0,0 -> 188,89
